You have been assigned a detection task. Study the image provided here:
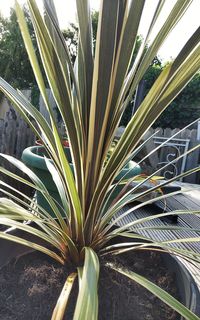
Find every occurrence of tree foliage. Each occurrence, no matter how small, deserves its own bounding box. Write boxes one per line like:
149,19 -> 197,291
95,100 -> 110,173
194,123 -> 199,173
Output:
120,59 -> 163,126
62,11 -> 99,63
0,7 -> 37,88
154,72 -> 200,128
121,60 -> 200,129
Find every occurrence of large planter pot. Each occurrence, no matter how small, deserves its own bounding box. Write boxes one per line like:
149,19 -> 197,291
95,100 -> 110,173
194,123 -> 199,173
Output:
22,146 -> 141,215
0,227 -> 199,319
163,257 -> 200,318
22,146 -> 73,215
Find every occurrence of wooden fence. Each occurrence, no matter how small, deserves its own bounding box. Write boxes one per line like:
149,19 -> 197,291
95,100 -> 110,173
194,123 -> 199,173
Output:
0,89 -> 58,159
0,97 -> 35,197
0,106 -> 35,159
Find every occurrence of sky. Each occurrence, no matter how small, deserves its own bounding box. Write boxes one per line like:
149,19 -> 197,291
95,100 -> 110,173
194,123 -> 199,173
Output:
0,0 -> 199,62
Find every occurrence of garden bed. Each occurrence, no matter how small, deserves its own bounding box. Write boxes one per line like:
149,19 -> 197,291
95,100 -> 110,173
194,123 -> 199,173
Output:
0,250 -> 180,320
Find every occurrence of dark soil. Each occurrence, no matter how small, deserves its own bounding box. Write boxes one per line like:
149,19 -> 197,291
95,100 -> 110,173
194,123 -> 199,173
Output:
0,250 -> 180,320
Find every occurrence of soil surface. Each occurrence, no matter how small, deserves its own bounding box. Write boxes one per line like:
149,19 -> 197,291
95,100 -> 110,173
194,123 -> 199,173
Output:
0,250 -> 180,320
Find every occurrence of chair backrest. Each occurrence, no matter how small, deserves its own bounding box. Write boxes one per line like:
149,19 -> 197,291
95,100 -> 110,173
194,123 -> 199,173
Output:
153,136 -> 190,181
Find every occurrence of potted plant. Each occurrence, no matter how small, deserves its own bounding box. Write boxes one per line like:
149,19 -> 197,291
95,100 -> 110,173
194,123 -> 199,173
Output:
0,0 -> 200,319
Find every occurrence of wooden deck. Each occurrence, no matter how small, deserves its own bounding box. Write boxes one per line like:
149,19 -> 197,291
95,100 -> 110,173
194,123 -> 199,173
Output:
114,182 -> 200,288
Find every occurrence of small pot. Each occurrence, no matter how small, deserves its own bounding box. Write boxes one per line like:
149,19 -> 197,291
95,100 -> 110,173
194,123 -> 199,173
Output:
35,139 -> 70,147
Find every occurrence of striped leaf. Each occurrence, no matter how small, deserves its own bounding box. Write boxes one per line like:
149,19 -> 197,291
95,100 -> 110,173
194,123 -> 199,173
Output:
73,248 -> 99,320
110,264 -> 200,320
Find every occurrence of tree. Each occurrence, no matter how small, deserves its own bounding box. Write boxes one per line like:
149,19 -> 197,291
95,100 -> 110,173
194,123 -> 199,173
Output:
0,7 -> 42,106
122,58 -> 200,129
0,7 -> 37,89
62,23 -> 78,63
63,11 -> 99,63
120,55 -> 163,126
0,8 -> 99,86
154,72 -> 200,128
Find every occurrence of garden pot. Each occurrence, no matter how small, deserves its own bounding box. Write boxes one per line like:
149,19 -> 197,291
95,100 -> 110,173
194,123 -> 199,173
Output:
0,226 -> 199,319
21,146 -> 73,216
162,254 -> 200,318
21,146 -> 141,216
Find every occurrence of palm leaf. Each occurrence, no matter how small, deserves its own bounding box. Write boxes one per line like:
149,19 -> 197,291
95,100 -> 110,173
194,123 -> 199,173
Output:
76,0 -> 93,138
0,231 -> 64,264
73,247 -> 99,320
52,272 -> 77,320
0,153 -> 67,228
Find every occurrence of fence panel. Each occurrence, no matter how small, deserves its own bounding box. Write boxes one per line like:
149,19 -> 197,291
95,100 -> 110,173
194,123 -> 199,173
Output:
0,93 -> 36,197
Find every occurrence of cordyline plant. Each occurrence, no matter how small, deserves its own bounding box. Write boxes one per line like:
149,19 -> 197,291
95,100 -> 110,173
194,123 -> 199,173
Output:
0,0 -> 200,319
